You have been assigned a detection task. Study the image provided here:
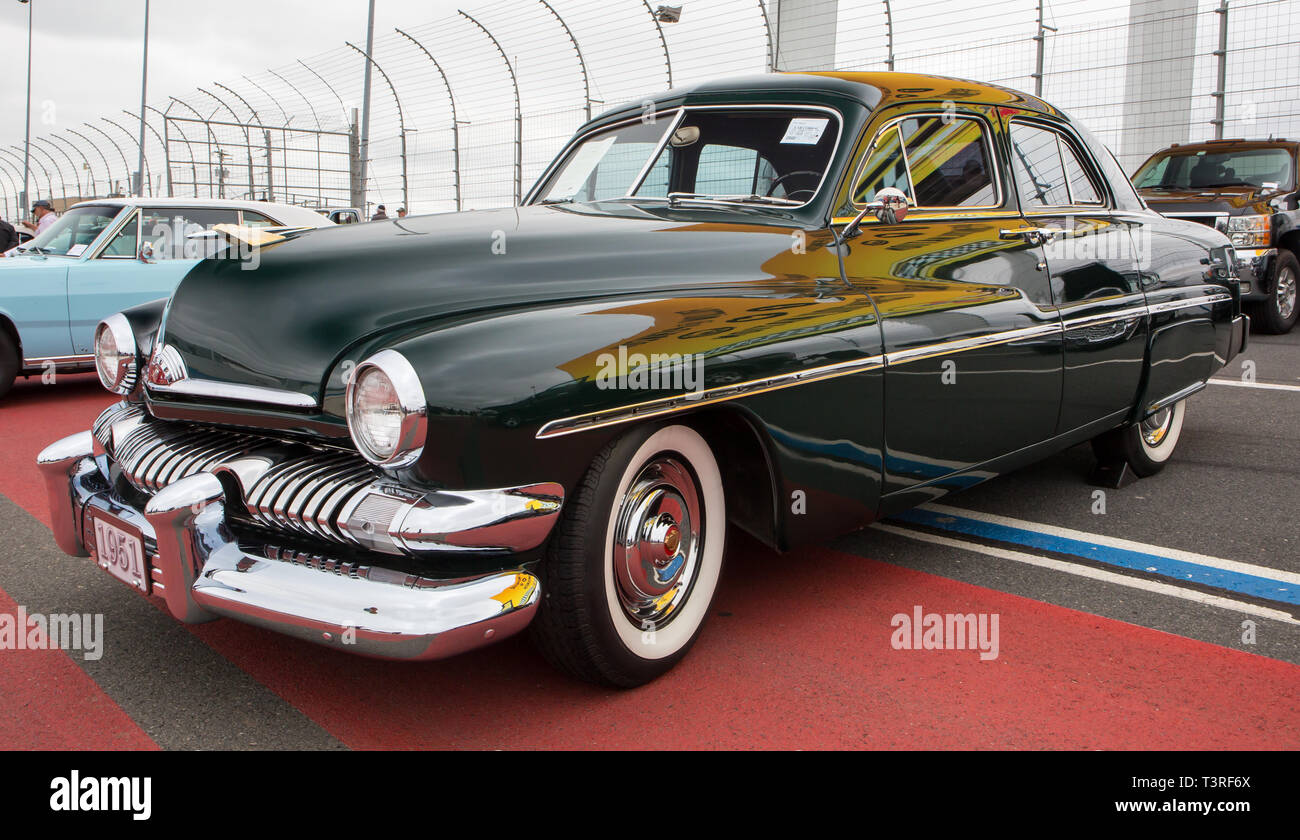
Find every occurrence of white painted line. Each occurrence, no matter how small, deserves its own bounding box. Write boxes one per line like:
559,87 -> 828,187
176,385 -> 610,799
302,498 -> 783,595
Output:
873,523 -> 1300,626
1209,378 -> 1300,393
919,502 -> 1300,587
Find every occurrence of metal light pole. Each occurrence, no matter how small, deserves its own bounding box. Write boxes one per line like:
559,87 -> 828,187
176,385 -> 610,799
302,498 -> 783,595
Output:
136,0 -> 150,195
357,0 -> 376,214
19,0 -> 33,210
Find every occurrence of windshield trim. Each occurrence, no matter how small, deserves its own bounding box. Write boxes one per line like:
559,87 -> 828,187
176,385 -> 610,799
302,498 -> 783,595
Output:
22,204 -> 129,259
527,102 -> 846,211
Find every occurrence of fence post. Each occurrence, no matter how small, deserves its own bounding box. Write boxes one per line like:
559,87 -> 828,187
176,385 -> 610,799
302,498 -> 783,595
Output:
349,109 -> 363,211
1212,0 -> 1229,139
1033,0 -> 1058,97
883,0 -> 895,70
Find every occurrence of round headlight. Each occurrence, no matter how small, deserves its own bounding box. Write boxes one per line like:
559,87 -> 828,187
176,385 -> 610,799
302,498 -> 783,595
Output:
345,349 -> 427,467
94,314 -> 138,395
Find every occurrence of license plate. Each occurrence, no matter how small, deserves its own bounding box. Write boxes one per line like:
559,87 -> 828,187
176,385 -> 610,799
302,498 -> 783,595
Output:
91,514 -> 150,594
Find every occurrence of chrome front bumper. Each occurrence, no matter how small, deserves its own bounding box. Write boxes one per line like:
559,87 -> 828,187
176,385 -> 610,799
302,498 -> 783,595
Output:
37,429 -> 560,661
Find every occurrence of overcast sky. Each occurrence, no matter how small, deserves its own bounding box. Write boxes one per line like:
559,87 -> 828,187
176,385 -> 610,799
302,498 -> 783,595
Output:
0,0 -> 459,144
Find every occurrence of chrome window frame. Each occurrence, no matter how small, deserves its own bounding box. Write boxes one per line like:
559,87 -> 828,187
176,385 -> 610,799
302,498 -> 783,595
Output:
92,209 -> 142,260
525,103 -> 845,211
848,110 -> 1005,213
1006,116 -> 1111,212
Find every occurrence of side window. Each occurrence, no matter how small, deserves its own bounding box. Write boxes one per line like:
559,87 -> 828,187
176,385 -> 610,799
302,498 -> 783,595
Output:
1009,123 -> 1069,207
853,125 -> 911,204
240,210 -> 280,228
1010,122 -> 1104,208
98,213 -> 139,258
899,116 -> 997,207
140,208 -> 240,260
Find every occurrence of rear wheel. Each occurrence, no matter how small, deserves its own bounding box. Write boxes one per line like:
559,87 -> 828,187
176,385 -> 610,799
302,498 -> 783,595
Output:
0,330 -> 18,400
1091,399 -> 1187,477
1251,250 -> 1299,334
531,423 -> 726,688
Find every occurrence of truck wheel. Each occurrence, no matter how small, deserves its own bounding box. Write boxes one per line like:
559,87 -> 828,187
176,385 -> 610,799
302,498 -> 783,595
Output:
1253,250 -> 1299,334
0,330 -> 17,400
1091,399 -> 1187,477
531,423 -> 726,688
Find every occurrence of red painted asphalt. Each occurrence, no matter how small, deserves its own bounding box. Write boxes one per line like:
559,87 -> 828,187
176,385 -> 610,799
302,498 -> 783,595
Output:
1,377 -> 1298,749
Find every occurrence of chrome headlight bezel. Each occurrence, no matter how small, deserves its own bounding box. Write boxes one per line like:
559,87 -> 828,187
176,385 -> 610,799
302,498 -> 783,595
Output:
94,313 -> 139,395
1227,214 -> 1272,248
345,349 -> 428,468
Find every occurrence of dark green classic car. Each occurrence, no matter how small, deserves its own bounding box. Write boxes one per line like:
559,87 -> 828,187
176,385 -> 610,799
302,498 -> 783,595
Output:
38,72 -> 1247,687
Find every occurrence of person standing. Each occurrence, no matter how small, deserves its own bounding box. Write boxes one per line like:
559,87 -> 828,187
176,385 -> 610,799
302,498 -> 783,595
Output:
371,204 -> 388,221
396,207 -> 407,219
21,200 -> 57,237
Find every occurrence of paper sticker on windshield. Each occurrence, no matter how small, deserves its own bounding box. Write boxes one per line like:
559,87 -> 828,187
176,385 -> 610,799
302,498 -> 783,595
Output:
67,244 -> 87,257
781,118 -> 829,145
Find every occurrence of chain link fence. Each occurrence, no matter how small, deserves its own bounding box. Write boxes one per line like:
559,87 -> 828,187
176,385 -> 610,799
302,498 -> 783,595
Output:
2,0 -> 1298,222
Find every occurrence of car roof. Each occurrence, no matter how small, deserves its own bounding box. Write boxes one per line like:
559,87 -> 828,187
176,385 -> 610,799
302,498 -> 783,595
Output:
595,70 -> 1063,122
64,197 -> 331,226
1152,139 -> 1299,154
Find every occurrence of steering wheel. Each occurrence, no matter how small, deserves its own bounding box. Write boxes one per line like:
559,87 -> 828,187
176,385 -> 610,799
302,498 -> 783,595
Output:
765,170 -> 822,200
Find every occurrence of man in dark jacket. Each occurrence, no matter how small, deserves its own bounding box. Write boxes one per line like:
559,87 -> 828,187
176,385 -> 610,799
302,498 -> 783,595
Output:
0,217 -> 18,254
371,205 -> 388,221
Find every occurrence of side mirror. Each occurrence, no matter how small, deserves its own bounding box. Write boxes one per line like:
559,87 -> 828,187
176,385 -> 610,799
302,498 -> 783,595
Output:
872,187 -> 910,224
138,242 -> 155,263
835,186 -> 912,245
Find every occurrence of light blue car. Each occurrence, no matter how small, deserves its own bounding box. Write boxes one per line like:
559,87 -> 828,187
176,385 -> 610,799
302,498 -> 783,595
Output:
0,197 -> 331,397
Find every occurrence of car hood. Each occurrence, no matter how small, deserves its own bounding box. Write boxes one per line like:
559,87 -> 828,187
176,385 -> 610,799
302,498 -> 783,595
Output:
153,202 -> 813,415
1140,185 -> 1286,217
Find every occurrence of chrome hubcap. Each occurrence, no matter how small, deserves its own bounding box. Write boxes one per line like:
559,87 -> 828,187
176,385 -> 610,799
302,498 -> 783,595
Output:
1277,267 -> 1297,320
612,456 -> 702,628
1141,407 -> 1173,447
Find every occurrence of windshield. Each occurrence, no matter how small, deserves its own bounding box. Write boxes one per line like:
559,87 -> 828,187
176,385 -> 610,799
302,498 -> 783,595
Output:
22,205 -> 124,256
535,107 -> 840,206
1133,147 -> 1294,191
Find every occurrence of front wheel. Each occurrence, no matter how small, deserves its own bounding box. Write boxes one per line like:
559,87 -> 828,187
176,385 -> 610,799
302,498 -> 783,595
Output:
1091,399 -> 1187,477
531,423 -> 726,687
1250,250 -> 1299,334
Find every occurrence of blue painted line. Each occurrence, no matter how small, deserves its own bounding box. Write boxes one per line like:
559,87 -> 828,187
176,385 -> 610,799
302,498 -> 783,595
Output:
894,507 -> 1299,606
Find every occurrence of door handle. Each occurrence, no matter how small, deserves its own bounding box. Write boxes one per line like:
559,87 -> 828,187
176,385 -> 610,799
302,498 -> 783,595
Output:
999,227 -> 1063,245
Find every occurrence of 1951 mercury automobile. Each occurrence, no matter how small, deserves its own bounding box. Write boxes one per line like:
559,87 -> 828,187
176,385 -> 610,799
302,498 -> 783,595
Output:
38,72 -> 1247,687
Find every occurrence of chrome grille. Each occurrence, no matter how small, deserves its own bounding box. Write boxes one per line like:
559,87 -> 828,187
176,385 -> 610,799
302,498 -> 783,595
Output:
97,402 -> 383,550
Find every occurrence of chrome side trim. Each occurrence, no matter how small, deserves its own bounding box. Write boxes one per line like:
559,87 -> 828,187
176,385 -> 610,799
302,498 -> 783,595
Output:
146,378 -> 318,408
535,353 -> 887,439
884,322 -> 1061,367
22,353 -> 95,368
1148,292 -> 1233,315
1060,304 -> 1149,331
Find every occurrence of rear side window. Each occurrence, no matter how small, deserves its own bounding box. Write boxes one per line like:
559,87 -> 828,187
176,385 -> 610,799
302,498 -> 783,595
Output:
853,114 -> 997,208
240,210 -> 280,228
1010,122 -> 1103,208
141,208 -> 240,260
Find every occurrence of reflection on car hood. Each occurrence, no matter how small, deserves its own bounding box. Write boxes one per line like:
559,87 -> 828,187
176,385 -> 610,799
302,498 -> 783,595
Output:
154,202 -> 811,411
